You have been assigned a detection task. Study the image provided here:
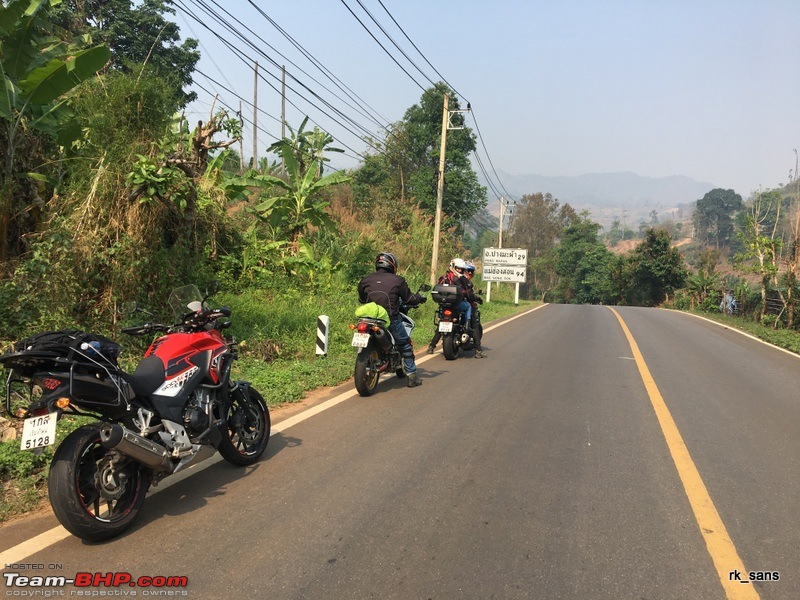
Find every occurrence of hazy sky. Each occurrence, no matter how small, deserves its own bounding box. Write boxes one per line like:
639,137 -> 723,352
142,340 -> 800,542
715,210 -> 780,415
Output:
176,0 -> 800,199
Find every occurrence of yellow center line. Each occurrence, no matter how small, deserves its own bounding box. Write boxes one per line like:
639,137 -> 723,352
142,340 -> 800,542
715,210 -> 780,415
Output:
608,307 -> 759,600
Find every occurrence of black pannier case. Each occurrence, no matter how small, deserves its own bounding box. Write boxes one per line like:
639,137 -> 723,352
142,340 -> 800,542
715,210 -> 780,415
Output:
431,284 -> 463,304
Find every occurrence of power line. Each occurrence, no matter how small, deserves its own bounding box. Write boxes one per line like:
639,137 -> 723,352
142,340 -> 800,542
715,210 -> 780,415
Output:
176,0 -> 384,159
375,0 -> 466,102
337,0 -> 428,93
352,0 -> 439,89
179,1 -> 516,203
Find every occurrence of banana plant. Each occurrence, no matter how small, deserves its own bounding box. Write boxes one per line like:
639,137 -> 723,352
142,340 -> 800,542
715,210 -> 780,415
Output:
226,134 -> 350,253
0,0 -> 110,261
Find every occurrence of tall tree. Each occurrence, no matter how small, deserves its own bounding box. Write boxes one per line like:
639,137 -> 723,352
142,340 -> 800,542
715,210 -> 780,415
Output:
734,189 -> 783,321
784,153 -> 800,327
507,192 -> 577,292
554,215 -> 614,304
353,83 -> 486,226
52,0 -> 199,106
626,228 -> 687,306
692,188 -> 743,248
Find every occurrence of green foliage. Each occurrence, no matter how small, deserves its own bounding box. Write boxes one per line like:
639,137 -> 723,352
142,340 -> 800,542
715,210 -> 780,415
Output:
625,228 -> 688,306
0,0 -> 110,264
686,269 -> 721,307
52,0 -> 200,107
0,438 -> 51,479
692,188 -> 743,248
507,192 -> 578,295
554,216 -> 615,303
353,84 -> 486,227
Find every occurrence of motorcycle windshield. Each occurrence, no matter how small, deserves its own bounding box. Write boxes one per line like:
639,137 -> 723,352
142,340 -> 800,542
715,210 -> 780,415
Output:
168,285 -> 204,321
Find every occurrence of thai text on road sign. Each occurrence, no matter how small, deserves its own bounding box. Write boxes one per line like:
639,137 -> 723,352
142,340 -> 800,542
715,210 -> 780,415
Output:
482,265 -> 527,283
482,247 -> 527,266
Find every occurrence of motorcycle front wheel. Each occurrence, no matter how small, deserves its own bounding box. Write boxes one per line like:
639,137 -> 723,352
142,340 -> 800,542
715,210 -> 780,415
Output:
354,341 -> 381,396
218,385 -> 271,466
48,424 -> 151,542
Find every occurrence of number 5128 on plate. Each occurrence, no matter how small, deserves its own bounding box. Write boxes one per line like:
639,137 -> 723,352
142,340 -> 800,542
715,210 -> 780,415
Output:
20,413 -> 57,450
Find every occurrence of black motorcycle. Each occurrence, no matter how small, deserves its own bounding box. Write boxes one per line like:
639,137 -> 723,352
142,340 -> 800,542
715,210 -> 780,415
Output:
351,285 -> 430,396
431,284 -> 483,360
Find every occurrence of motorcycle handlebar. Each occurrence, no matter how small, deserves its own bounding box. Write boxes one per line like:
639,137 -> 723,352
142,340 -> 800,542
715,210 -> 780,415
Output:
178,306 -> 233,331
121,323 -> 169,336
123,305 -> 233,337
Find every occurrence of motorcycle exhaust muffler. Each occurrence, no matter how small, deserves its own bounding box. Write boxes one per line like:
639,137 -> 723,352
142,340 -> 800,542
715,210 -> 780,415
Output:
373,327 -> 393,351
99,423 -> 174,473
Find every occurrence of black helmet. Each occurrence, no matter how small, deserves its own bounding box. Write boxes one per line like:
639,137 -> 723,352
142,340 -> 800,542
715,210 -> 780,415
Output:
375,252 -> 398,273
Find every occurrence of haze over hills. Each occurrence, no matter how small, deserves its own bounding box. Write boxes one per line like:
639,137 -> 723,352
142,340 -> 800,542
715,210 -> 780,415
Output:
483,170 -> 716,229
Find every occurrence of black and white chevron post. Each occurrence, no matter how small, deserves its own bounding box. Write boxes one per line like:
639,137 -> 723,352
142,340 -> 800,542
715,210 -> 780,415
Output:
316,315 -> 330,357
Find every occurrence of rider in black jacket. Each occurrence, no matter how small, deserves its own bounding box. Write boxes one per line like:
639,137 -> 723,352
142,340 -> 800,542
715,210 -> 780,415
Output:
358,252 -> 426,387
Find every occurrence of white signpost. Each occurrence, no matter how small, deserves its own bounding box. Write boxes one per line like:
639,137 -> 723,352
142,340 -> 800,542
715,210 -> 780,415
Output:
482,247 -> 527,304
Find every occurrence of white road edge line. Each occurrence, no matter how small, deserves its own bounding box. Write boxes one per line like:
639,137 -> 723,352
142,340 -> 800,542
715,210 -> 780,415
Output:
670,309 -> 800,360
1,303 -> 548,563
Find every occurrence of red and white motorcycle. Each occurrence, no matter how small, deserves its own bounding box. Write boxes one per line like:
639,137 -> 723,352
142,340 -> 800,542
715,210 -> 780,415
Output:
1,283 -> 270,541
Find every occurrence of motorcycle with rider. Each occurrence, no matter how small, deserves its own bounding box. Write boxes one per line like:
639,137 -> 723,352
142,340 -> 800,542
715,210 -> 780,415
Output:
429,259 -> 484,360
351,252 -> 429,395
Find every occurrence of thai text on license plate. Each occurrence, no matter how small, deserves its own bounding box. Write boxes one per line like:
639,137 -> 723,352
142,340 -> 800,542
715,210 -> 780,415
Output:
20,413 -> 57,450
351,332 -> 370,348
438,321 -> 453,333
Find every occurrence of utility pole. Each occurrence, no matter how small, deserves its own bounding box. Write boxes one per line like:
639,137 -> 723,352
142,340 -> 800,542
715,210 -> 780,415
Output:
252,61 -> 258,170
281,65 -> 286,176
238,101 -> 244,172
498,196 -> 506,248
488,196 -> 514,302
430,93 -> 449,285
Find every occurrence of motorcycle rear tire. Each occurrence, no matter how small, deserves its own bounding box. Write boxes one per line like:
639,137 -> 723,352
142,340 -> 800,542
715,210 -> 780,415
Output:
442,333 -> 460,360
218,385 -> 271,466
48,424 -> 151,542
354,342 -> 381,396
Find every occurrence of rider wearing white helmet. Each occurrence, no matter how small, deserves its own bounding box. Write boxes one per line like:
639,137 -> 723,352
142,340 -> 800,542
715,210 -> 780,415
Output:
427,257 -> 473,353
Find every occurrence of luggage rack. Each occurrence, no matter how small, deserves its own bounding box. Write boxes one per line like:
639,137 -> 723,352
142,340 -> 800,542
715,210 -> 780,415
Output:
2,349 -> 127,418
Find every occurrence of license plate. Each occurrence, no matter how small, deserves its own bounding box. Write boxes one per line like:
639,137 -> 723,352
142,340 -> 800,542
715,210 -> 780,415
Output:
20,413 -> 57,451
351,332 -> 370,348
438,321 -> 453,333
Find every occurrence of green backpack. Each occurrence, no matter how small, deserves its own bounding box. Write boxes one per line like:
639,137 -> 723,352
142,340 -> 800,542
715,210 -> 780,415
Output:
355,302 -> 389,323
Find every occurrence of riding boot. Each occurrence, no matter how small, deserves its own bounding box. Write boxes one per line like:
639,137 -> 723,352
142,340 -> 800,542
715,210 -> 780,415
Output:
407,372 -> 422,387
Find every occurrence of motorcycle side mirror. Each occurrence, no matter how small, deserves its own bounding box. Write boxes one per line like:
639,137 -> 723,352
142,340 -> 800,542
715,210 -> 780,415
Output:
419,284 -> 432,292
205,280 -> 221,297
478,289 -> 484,295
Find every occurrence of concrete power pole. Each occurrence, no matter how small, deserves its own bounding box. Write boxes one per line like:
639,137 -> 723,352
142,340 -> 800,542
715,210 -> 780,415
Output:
252,61 -> 258,170
281,65 -> 286,176
430,93 -> 449,286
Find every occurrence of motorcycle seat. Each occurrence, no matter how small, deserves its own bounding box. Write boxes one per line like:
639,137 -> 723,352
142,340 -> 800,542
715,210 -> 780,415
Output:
123,355 -> 166,396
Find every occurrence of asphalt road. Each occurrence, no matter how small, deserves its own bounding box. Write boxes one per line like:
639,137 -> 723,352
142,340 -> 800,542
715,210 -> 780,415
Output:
2,304 -> 798,599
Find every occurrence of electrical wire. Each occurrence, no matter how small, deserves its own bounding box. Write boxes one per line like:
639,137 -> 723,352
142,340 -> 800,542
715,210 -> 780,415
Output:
178,0 -> 516,214
175,0 -> 384,159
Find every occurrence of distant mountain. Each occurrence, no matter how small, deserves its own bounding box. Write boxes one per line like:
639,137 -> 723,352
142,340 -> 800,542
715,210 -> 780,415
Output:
483,170 -> 714,229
